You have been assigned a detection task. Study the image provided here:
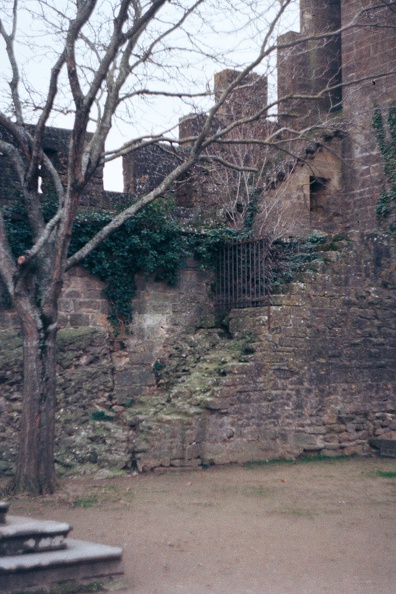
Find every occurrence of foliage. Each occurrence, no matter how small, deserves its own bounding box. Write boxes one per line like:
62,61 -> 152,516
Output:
69,198 -> 190,330
91,410 -> 114,422
3,195 -> 252,330
376,470 -> 396,479
2,197 -> 341,329
268,233 -> 329,291
372,104 -> 396,232
189,188 -> 260,268
242,188 -> 261,232
2,197 -> 189,330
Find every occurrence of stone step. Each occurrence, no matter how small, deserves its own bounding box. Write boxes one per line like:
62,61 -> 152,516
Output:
0,538 -> 124,593
0,515 -> 72,556
369,438 -> 396,458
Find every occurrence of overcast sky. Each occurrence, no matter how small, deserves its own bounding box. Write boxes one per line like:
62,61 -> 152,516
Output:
0,0 -> 299,191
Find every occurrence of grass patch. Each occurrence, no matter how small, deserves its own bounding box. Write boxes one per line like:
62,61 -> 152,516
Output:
244,458 -> 295,469
377,470 -> 396,479
14,580 -> 105,594
71,496 -> 98,508
244,453 -> 357,469
297,453 -> 357,463
275,506 -> 315,518
241,485 -> 270,497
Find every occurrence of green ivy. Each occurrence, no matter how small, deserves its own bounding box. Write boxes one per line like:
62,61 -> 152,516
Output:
269,233 -> 332,291
2,183 -> 262,330
68,199 -> 191,330
372,104 -> 396,231
2,196 -> 246,330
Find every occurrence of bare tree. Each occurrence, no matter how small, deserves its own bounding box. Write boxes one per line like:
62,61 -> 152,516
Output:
0,0 -> 395,494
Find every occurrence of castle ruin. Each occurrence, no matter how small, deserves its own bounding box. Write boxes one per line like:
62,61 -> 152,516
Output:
0,0 -> 395,475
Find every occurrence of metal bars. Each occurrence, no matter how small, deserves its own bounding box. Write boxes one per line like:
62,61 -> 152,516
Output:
216,238 -> 270,309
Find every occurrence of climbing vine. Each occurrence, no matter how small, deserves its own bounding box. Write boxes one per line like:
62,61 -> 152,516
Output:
1,167 -> 268,331
2,195 -> 251,330
372,103 -> 396,232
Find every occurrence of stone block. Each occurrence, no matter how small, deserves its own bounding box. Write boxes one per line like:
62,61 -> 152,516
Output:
292,432 -> 322,450
69,313 -> 91,327
0,538 -> 123,592
0,516 -> 71,556
369,438 -> 396,458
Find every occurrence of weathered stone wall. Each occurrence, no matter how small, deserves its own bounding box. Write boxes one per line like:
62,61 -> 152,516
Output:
0,327 -> 130,477
0,125 -> 106,209
0,263 -> 216,476
122,143 -> 180,196
124,233 -> 396,470
341,0 -> 396,232
111,261 -> 216,405
253,133 -> 344,238
0,234 -> 395,476
274,0 -> 396,236
0,267 -> 110,331
277,0 -> 342,127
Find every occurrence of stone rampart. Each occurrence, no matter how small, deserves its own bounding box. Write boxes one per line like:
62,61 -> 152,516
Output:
123,233 -> 396,470
3,233 -> 393,476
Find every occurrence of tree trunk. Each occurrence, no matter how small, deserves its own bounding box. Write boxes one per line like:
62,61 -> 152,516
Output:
14,303 -> 58,495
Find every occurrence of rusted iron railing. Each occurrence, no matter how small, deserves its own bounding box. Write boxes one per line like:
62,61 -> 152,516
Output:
215,238 -> 271,309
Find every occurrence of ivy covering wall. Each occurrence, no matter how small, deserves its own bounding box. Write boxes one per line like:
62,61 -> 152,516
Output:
373,103 -> 396,231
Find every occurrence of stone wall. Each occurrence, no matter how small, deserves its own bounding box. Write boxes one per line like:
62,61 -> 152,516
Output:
274,0 -> 396,236
0,125 -> 106,209
123,233 -> 396,470
0,234 -> 395,476
0,327 -> 130,477
0,267 -> 110,331
277,0 -> 342,127
253,133 -> 344,238
0,262 -> 216,476
341,0 -> 396,232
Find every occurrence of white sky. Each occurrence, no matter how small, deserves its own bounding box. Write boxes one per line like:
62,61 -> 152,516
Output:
0,0 -> 300,191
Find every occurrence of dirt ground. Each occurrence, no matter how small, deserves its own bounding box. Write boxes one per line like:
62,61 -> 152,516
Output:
4,457 -> 396,594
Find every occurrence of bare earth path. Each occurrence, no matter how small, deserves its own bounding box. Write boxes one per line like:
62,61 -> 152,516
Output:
5,457 -> 396,594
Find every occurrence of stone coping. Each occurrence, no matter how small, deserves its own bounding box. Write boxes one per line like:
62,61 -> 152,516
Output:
0,516 -> 71,539
0,516 -> 72,556
0,538 -> 123,573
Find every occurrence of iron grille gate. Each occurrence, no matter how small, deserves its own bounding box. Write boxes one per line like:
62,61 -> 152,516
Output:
216,238 -> 271,309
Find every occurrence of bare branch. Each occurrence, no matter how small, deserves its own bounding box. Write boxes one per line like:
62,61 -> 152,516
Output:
0,0 -> 23,123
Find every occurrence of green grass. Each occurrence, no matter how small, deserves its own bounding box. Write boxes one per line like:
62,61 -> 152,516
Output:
244,453 -> 357,470
377,470 -> 396,479
14,581 -> 105,594
71,496 -> 98,508
277,507 -> 313,517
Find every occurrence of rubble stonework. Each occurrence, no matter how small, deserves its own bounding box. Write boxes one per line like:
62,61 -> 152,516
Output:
122,233 -> 396,469
0,234 -> 395,473
0,0 -> 395,475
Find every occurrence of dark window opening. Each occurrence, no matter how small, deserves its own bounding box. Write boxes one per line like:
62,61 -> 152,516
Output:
310,176 -> 328,217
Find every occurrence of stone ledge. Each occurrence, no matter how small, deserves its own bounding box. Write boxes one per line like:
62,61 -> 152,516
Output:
0,538 -> 123,593
369,438 -> 396,458
0,516 -> 71,556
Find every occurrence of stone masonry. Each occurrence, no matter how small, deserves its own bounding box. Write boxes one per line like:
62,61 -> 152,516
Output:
123,232 -> 396,470
0,0 -> 395,476
0,233 -> 395,475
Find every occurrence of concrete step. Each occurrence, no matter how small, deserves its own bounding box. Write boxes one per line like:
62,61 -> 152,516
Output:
0,515 -> 71,556
0,538 -> 123,593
